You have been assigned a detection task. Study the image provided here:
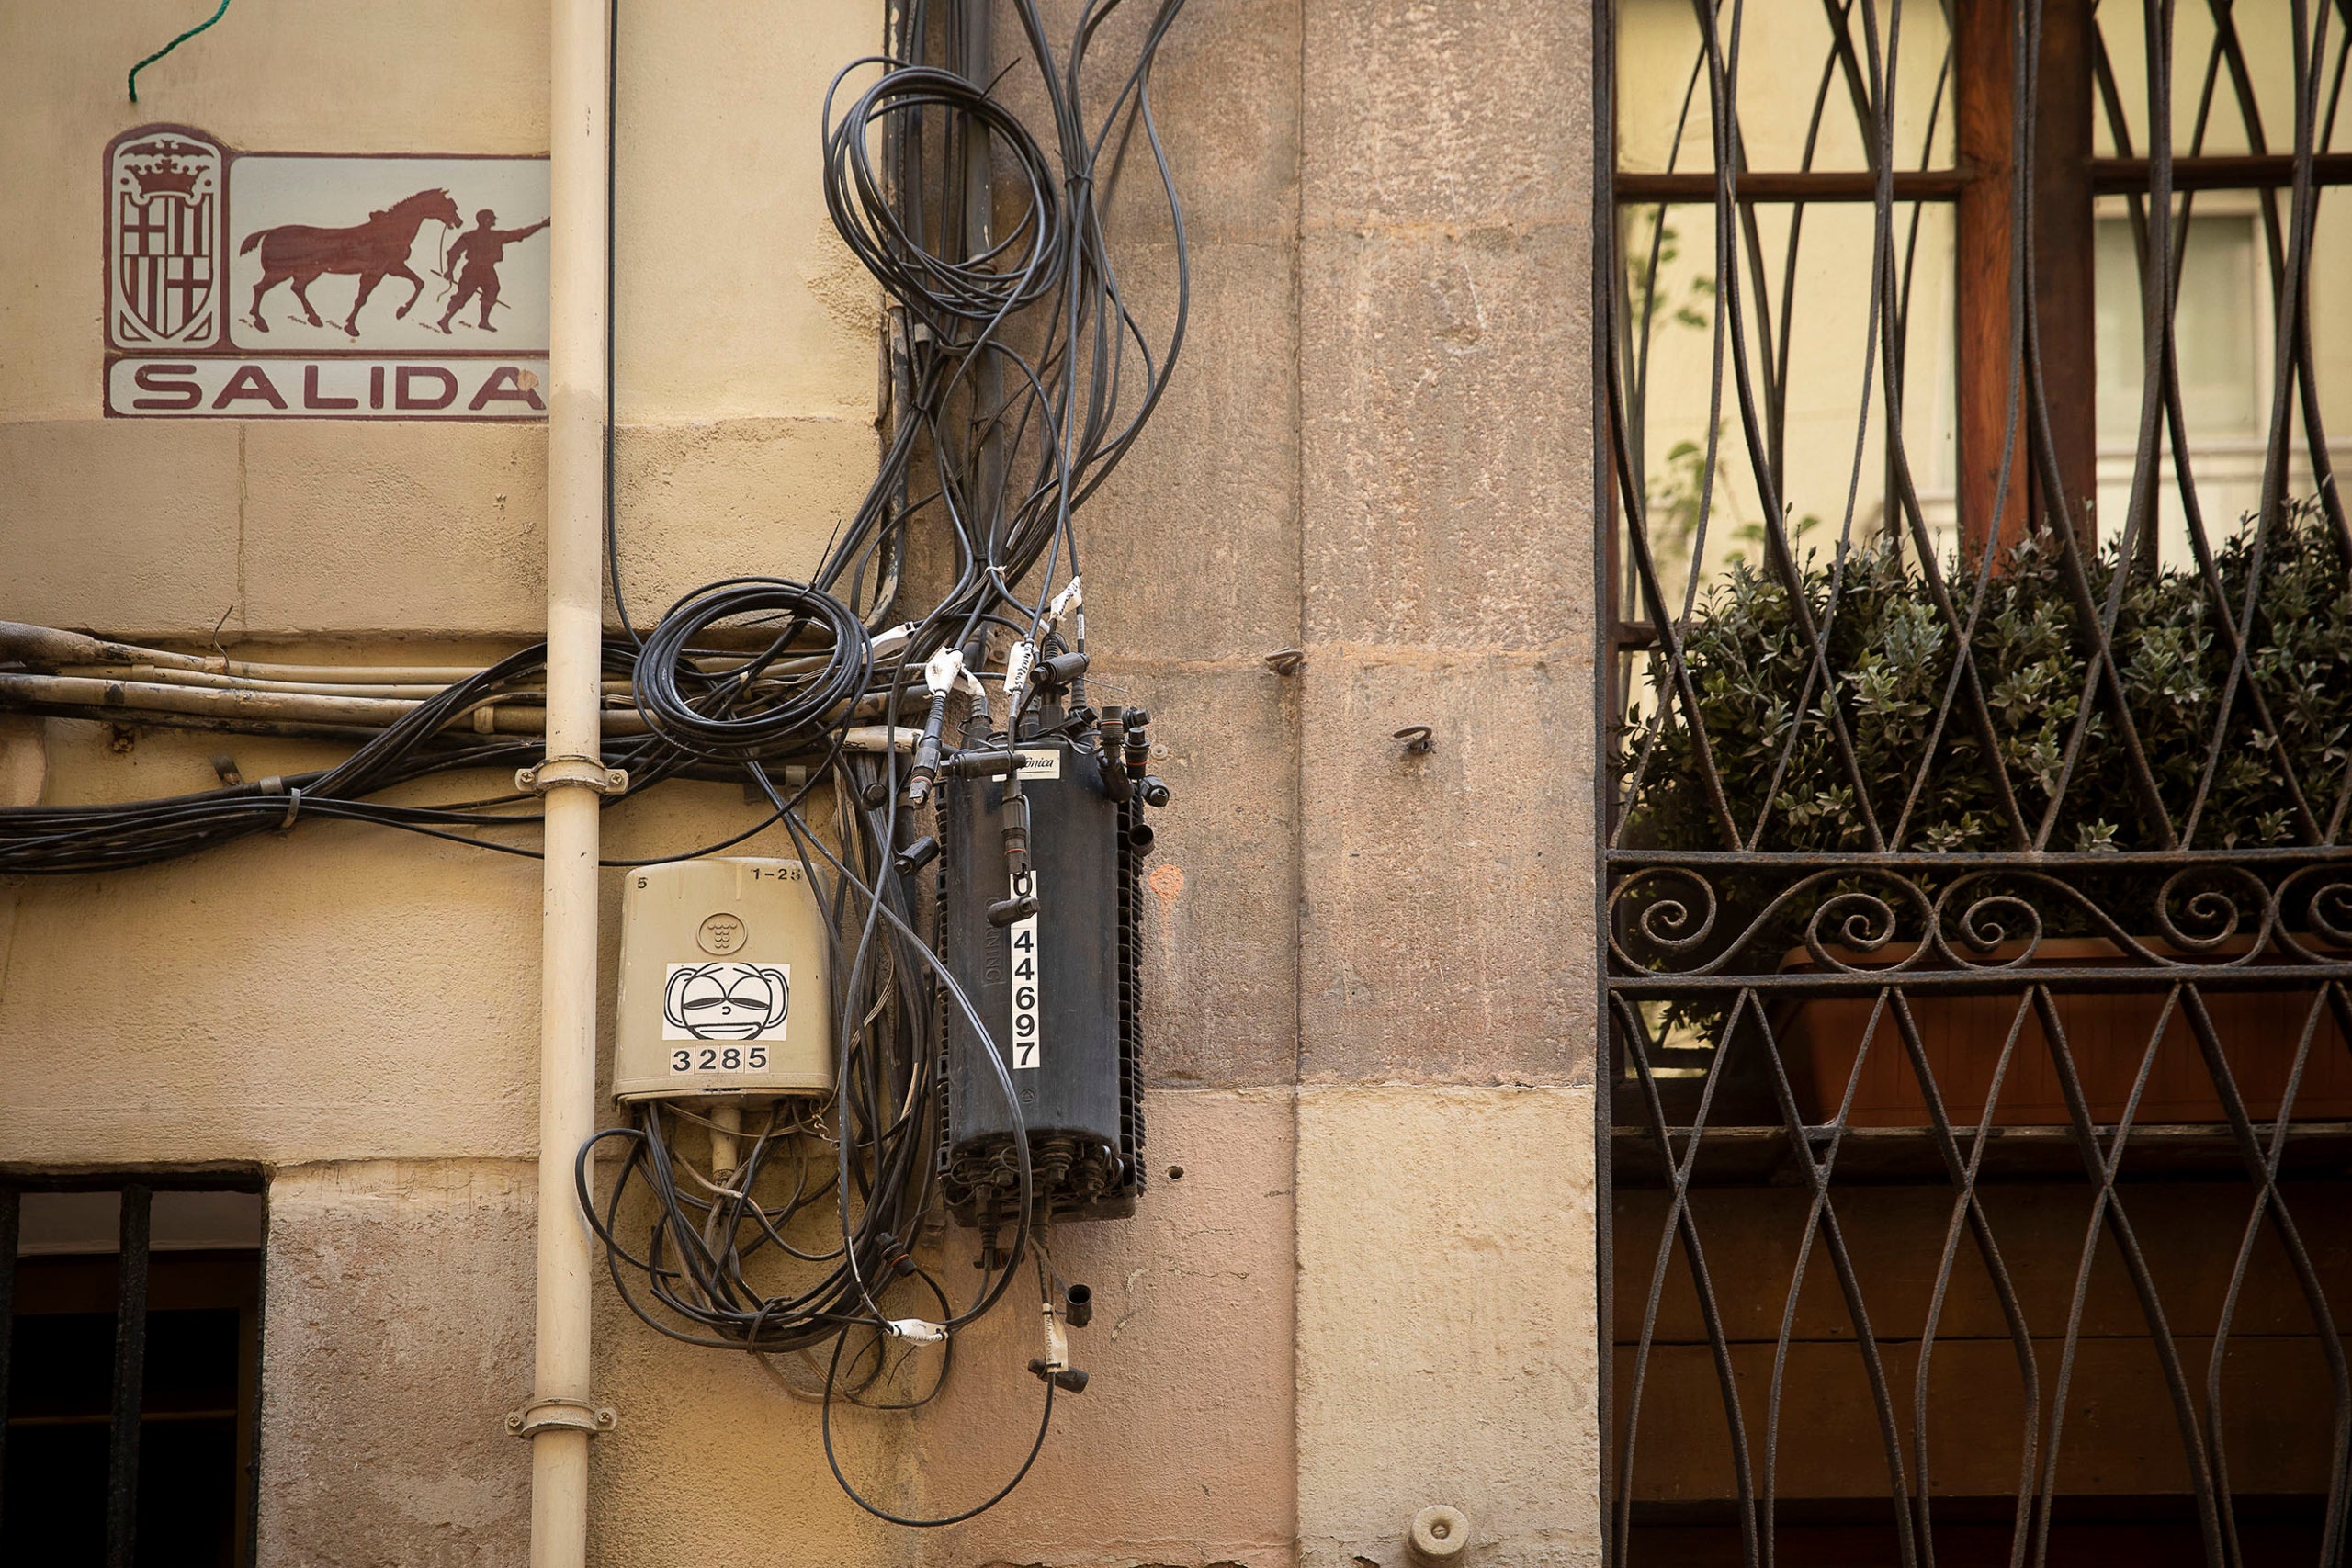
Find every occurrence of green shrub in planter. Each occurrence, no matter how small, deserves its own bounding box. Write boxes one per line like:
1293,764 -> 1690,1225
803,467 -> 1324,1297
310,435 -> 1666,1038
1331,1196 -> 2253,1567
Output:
1619,502 -> 2352,855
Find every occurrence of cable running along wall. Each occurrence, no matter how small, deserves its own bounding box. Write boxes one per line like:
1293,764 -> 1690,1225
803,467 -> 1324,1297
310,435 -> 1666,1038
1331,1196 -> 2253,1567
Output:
1602,0 -> 2352,1562
0,0 -> 1190,1527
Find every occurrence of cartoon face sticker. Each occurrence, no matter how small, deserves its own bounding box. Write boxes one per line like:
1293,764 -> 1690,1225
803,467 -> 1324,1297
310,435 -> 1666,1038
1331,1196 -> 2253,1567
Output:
662,962 -> 790,1042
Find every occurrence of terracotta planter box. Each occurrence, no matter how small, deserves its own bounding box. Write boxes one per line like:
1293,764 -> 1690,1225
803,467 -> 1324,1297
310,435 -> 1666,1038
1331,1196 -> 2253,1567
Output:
1777,939 -> 2352,1127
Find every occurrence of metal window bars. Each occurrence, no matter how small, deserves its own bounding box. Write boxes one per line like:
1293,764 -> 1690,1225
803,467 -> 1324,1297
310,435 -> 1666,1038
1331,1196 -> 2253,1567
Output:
1598,0 -> 2352,1562
0,1181 -> 152,1563
0,1176 -> 265,1565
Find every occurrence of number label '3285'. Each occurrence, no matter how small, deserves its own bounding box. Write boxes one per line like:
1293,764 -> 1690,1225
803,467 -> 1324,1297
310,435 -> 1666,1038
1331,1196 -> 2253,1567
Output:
669,1045 -> 770,1074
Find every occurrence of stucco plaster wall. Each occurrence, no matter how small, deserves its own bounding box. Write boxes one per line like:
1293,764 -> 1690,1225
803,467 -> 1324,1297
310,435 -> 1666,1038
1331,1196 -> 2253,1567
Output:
0,0 -> 1601,1562
0,3 -> 893,1562
259,1160 -> 540,1567
0,0 -> 876,644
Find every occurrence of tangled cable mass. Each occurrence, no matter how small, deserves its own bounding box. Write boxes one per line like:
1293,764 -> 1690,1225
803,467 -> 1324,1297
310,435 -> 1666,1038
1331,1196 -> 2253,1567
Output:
3,0 -> 1190,1526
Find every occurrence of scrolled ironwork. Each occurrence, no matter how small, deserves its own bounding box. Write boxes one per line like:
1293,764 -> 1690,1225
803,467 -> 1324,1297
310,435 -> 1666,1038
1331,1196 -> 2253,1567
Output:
2276,862 -> 2352,961
1606,863 -> 1721,968
1801,886 -> 1902,962
1936,884 -> 2046,965
1614,856 -> 2352,989
2150,862 -> 2278,959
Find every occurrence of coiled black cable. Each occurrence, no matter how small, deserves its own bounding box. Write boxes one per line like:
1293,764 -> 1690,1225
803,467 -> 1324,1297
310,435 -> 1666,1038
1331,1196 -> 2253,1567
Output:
823,62 -> 1066,333
631,579 -> 876,764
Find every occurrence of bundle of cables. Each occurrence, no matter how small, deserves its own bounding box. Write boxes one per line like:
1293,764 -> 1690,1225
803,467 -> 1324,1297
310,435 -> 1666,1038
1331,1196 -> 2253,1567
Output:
0,0 -> 1190,1528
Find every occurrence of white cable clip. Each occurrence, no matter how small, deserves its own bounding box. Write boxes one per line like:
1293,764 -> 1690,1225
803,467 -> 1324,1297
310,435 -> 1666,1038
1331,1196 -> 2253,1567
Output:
886,1318 -> 948,1345
923,646 -> 967,697
838,726 -> 922,753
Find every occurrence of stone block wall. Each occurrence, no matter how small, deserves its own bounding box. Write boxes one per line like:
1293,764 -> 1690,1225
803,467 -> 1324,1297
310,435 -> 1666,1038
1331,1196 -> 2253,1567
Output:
0,1 -> 1600,1562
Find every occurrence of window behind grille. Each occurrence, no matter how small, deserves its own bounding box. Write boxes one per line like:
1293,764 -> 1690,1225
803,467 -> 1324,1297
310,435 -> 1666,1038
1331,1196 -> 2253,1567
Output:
1,1181 -> 264,1567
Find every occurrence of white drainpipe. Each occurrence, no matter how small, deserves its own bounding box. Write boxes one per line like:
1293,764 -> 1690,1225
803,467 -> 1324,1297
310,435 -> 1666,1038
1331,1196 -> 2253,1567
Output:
518,0 -> 616,1562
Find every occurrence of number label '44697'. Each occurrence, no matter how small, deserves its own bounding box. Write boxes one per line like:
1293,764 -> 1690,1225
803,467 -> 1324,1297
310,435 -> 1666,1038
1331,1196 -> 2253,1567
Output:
1009,869 -> 1041,1069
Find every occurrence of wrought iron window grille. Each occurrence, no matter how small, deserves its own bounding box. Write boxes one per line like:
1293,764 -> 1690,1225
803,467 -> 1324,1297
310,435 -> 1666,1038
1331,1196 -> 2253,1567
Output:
1597,0 -> 2352,1562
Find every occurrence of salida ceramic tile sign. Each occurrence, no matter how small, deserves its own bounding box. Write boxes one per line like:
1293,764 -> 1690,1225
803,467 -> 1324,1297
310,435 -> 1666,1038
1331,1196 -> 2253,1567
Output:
104,125 -> 549,421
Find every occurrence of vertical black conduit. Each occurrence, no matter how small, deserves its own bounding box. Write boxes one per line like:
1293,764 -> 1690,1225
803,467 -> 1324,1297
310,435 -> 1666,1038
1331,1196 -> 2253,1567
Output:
106,1182 -> 152,1568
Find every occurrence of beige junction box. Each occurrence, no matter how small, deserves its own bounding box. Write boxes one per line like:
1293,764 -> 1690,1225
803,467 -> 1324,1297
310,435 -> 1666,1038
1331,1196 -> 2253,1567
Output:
613,858 -> 834,1102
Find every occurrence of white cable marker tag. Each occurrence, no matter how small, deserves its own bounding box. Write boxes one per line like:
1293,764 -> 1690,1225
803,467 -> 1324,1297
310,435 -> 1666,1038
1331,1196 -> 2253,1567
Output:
886,1319 -> 948,1345
1002,639 -> 1037,710
923,647 -> 966,696
1008,866 -> 1041,1069
872,621 -> 920,658
1041,1302 -> 1069,1371
1047,576 -> 1083,626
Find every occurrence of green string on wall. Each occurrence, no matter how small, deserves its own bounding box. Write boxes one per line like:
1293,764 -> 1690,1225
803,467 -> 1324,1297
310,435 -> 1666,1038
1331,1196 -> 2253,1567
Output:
128,0 -> 234,104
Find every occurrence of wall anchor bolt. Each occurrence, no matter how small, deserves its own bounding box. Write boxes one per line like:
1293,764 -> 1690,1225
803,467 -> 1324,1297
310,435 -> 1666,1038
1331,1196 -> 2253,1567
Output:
1263,648 -> 1305,675
1392,724 -> 1435,756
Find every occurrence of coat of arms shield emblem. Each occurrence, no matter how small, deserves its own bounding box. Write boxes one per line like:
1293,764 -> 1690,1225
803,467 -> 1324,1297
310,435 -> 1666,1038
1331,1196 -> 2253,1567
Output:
109,128 -> 226,349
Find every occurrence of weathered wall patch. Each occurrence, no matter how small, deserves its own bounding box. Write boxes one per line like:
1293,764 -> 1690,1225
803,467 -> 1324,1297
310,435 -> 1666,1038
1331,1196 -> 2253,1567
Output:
106,126 -> 549,421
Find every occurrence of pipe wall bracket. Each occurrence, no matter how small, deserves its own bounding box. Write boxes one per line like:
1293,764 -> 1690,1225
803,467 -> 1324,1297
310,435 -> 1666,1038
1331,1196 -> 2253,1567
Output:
506,1397 -> 617,1439
517,755 -> 628,796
